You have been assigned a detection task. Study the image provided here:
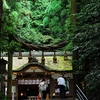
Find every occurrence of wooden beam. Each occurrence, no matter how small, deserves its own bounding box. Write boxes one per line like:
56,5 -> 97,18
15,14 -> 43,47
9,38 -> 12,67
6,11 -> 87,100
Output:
13,36 -> 69,50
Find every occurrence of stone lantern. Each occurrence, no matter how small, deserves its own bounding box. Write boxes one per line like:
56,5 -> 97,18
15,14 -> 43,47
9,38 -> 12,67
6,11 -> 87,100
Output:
0,58 -> 8,94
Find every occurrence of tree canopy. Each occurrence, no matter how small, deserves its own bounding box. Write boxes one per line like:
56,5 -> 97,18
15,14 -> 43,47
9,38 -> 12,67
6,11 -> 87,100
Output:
73,0 -> 100,99
1,0 -> 72,52
1,0 -> 100,99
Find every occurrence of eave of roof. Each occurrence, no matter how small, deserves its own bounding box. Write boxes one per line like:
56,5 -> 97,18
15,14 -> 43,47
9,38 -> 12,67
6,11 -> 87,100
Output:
3,52 -> 72,72
13,56 -> 72,71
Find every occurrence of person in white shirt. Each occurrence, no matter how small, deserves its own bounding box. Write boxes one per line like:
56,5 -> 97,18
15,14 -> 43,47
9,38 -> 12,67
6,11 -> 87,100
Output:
38,78 -> 48,100
57,76 -> 66,99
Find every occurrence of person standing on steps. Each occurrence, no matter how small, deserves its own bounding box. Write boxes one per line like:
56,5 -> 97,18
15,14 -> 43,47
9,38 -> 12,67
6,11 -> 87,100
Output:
38,78 -> 48,100
57,75 -> 66,99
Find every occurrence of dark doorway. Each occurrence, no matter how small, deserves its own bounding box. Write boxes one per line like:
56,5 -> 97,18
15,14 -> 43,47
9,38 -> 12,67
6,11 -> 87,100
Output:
18,85 -> 39,100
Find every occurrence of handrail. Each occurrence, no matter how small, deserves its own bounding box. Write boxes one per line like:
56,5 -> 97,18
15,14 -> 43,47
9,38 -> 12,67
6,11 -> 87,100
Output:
76,84 -> 88,100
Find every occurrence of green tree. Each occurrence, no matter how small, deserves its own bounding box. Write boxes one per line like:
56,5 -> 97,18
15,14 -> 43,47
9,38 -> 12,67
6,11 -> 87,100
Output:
1,0 -> 72,52
73,0 -> 100,99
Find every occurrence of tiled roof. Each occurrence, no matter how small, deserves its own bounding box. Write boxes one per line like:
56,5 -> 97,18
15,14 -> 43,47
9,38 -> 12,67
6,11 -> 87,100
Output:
3,52 -> 72,71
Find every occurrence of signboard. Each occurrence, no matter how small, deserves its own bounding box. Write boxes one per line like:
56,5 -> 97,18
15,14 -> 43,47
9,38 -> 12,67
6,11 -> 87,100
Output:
18,79 -> 50,85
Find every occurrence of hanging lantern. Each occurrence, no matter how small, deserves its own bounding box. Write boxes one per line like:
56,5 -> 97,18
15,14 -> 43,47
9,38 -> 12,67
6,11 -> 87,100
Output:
64,51 -> 68,61
53,51 -> 57,63
28,51 -> 33,63
50,72 -> 55,75
41,51 -> 45,65
18,50 -> 22,59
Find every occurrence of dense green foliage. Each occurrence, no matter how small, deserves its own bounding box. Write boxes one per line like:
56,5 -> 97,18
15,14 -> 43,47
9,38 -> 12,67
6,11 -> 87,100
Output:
73,0 -> 100,99
2,0 -> 100,99
0,93 -> 9,100
1,0 -> 72,52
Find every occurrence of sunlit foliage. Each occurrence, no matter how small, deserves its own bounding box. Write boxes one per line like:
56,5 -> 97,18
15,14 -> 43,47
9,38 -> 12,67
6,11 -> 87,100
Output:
1,0 -> 72,52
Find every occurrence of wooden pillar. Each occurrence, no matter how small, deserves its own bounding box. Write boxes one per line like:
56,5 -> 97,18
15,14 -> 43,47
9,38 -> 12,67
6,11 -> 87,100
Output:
0,0 -> 3,58
0,0 -> 3,32
7,51 -> 13,100
71,0 -> 78,99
